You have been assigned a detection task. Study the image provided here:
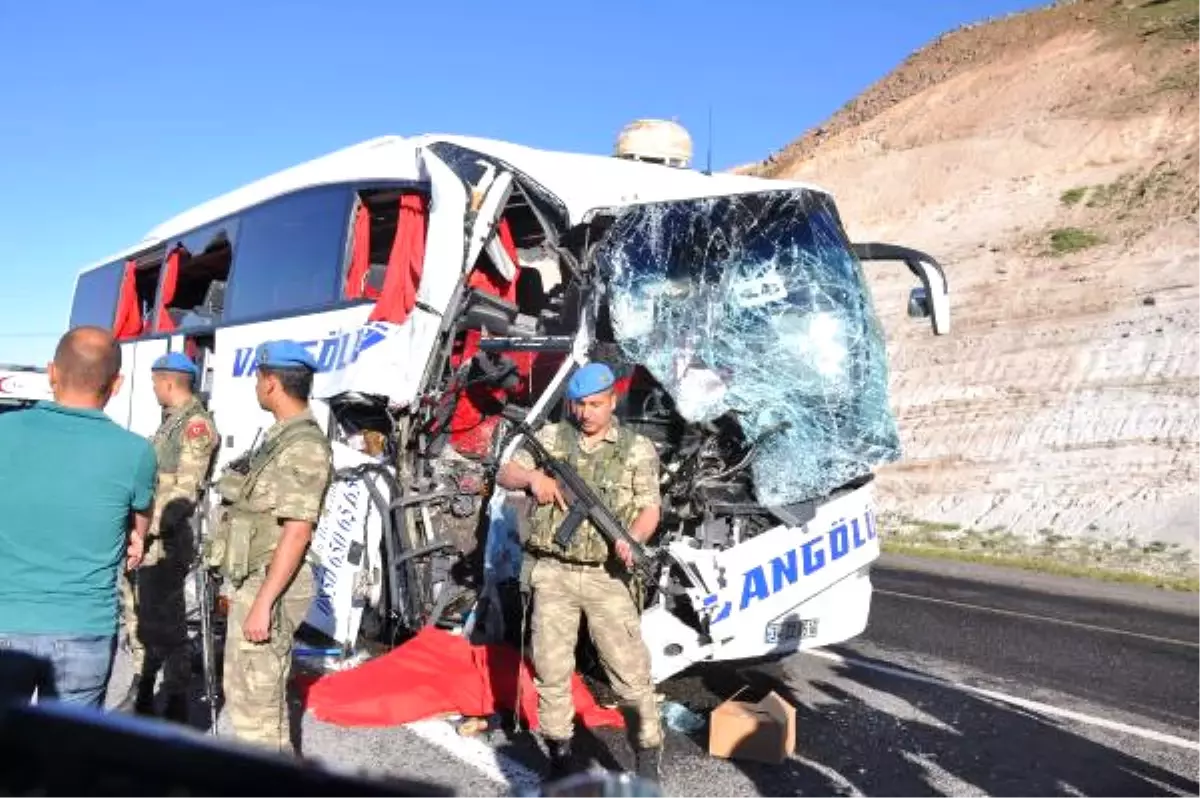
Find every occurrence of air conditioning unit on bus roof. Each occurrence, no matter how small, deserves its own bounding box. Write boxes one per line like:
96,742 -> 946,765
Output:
614,119 -> 694,169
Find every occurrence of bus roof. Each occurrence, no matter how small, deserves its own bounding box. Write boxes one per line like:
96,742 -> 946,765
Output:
410,133 -> 826,222
76,133 -> 828,278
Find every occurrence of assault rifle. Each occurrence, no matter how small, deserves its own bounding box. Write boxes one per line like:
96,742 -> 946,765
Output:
191,427 -> 244,735
221,428 -> 262,478
193,482 -> 221,734
510,422 -> 660,580
194,524 -> 218,731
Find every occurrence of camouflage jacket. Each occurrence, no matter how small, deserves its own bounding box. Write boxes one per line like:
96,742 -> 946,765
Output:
240,408 -> 333,525
238,408 -> 332,568
207,408 -> 333,584
513,419 -> 661,564
147,395 -> 218,565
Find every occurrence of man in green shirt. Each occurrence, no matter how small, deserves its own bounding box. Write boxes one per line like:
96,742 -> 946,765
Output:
0,326 -> 156,708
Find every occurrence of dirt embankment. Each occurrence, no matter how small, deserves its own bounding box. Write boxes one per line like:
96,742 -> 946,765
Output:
749,0 -> 1199,564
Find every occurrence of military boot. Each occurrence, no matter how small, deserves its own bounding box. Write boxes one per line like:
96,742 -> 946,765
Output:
634,746 -> 662,783
163,693 -> 189,724
114,673 -> 155,715
543,737 -> 576,783
133,675 -> 157,716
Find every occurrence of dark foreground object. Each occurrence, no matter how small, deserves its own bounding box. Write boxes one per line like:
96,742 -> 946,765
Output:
0,696 -> 452,796
0,693 -> 660,797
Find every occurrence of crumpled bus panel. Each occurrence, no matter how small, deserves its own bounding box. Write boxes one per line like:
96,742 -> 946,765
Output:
595,190 -> 901,506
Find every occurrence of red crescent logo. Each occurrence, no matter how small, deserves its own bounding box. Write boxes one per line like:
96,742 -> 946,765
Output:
0,376 -> 12,394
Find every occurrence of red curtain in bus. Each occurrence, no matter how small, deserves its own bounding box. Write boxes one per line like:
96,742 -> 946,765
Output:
113,259 -> 143,340
344,200 -> 372,301
154,246 -> 181,333
447,217 -> 530,457
368,193 -> 427,325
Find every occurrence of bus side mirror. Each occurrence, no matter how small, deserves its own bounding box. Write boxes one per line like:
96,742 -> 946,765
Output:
908,286 -> 931,319
850,242 -> 950,336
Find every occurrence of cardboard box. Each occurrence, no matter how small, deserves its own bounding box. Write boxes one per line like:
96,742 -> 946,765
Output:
708,690 -> 796,764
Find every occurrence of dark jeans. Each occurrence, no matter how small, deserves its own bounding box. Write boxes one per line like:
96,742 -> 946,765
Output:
0,633 -> 117,709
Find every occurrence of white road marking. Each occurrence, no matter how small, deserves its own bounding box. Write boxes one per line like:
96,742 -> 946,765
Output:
901,751 -> 986,797
794,755 -> 866,796
406,719 -> 543,793
807,649 -> 1200,752
876,588 -> 1200,649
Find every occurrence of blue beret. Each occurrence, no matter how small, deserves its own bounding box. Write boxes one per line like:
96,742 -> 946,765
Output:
256,340 -> 318,371
151,352 -> 198,378
567,362 -> 615,401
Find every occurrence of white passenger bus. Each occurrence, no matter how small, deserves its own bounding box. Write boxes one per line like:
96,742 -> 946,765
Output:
67,133 -> 950,682
0,364 -> 52,413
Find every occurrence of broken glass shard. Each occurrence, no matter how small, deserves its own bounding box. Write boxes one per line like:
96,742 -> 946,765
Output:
595,189 -> 901,506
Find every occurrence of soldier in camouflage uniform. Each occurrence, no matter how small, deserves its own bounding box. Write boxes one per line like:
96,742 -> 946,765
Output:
497,362 -> 664,784
118,352 -> 218,722
206,340 -> 332,755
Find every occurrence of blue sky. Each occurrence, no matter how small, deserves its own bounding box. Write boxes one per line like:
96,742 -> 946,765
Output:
0,0 -> 1045,364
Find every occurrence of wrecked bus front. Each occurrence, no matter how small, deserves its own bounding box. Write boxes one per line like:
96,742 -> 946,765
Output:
582,187 -> 900,679
596,188 -> 901,507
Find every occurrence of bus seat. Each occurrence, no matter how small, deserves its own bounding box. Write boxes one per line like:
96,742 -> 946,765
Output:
365,262 -> 388,297
515,267 -> 546,318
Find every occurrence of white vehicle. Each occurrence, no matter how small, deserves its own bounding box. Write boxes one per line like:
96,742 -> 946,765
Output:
0,364 -> 52,412
65,133 -> 950,682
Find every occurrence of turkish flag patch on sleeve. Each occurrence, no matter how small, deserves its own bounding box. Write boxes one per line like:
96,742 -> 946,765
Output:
186,419 -> 210,440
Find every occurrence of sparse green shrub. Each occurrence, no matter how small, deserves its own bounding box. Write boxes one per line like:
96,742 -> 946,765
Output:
1060,187 -> 1087,206
1048,227 -> 1104,254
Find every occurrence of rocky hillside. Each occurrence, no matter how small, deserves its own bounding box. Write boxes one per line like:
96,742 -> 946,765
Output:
749,0 -> 1199,551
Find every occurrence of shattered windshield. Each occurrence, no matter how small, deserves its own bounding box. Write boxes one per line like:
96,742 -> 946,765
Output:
595,189 -> 901,507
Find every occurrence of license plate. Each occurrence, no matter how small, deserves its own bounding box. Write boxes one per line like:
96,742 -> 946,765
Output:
765,618 -> 819,644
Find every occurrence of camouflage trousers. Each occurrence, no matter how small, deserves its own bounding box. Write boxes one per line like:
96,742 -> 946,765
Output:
119,558 -> 191,695
529,556 -> 662,748
222,567 -> 313,755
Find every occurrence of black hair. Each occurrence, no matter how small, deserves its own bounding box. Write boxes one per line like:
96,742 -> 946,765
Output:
260,366 -> 312,401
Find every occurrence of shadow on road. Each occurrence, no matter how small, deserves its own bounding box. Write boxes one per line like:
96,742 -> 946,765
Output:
680,653 -> 1200,797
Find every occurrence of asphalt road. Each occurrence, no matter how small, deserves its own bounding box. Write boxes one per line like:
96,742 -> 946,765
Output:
102,553 -> 1200,796
866,556 -> 1199,732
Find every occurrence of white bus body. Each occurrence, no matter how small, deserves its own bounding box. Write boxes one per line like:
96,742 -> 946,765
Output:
0,365 -> 52,410
67,134 -> 950,681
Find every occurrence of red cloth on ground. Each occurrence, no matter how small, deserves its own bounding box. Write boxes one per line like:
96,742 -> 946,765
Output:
303,626 -> 624,732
